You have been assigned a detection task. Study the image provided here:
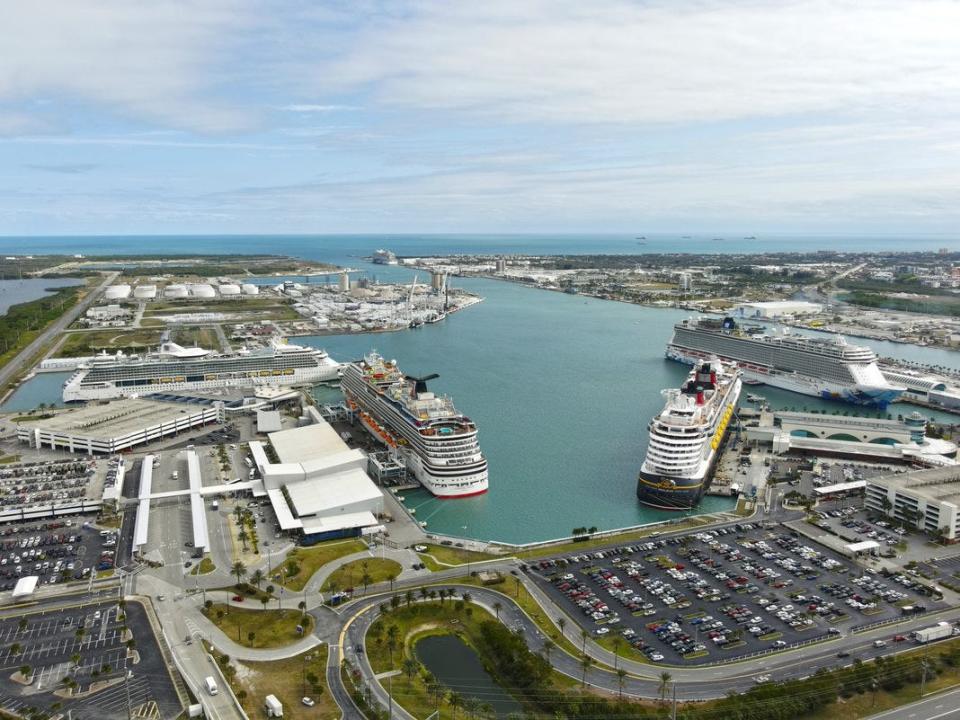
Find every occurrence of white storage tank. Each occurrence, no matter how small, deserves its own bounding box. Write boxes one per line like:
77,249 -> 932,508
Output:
164,284 -> 189,298
133,284 -> 157,299
241,283 -> 260,295
218,284 -> 241,296
189,283 -> 216,298
104,284 -> 132,300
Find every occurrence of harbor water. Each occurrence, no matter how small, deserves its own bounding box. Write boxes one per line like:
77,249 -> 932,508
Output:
0,235 -> 957,543
0,278 -> 82,316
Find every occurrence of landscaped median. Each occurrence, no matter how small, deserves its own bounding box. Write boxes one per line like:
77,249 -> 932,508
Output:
321,558 -> 402,594
202,602 -> 312,648
271,538 -> 368,591
189,557 -> 216,575
414,543 -> 500,571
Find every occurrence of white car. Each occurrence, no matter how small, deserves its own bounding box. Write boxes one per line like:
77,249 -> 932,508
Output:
754,675 -> 771,684
595,628 -> 609,636
413,545 -> 428,553
301,697 -> 315,707
650,653 -> 664,661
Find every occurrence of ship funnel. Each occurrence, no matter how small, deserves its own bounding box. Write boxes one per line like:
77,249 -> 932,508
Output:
406,373 -> 440,396
696,389 -> 705,405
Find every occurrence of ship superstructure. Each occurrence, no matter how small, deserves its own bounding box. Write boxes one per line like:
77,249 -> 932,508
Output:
637,359 -> 741,510
372,249 -> 399,265
667,317 -> 903,408
340,351 -> 488,498
62,339 -> 339,401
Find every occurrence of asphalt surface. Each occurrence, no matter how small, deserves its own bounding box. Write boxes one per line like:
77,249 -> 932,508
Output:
864,687 -> 960,720
0,272 -> 117,392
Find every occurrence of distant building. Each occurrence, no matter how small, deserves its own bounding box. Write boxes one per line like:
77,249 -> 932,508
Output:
734,300 -> 823,318
865,466 -> 960,541
678,272 -> 693,292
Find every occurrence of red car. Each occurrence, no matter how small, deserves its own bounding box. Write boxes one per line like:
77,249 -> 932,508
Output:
893,634 -> 906,642
232,595 -> 244,602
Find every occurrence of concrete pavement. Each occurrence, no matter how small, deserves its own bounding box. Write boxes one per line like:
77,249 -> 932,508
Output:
864,686 -> 960,720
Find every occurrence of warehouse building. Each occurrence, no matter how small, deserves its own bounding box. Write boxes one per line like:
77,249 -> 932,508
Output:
250,410 -> 384,543
17,397 -> 223,454
865,466 -> 960,541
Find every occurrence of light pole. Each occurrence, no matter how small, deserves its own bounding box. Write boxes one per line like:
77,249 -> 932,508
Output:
462,525 -> 470,574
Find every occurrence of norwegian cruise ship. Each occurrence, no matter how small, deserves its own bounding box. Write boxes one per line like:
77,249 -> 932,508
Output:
666,317 -> 904,408
372,249 -> 398,265
637,359 -> 741,510
62,339 -> 340,401
340,352 -> 488,498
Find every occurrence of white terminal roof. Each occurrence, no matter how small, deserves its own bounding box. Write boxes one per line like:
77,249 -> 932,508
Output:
300,511 -> 378,536
814,480 -> 867,495
257,410 -> 283,434
12,576 -> 39,599
269,423 -> 346,463
286,468 -> 382,517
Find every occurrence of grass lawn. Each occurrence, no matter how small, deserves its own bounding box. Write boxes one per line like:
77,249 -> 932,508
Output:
321,558 -> 402,593
172,325 -> 221,350
55,328 -> 162,357
273,539 -> 367,591
416,544 -> 499,568
203,603 -> 312,648
236,646 -> 337,720
189,557 -> 216,575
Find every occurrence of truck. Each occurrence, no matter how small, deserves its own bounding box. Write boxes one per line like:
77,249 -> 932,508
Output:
204,676 -> 218,695
264,694 -> 283,717
914,622 -> 954,644
244,457 -> 253,469
211,500 -> 219,511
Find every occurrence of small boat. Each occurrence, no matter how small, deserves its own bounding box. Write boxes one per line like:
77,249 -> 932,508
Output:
746,393 -> 765,403
742,378 -> 763,386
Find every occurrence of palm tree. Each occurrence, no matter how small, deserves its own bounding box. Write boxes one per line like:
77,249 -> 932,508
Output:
402,658 -> 418,682
405,590 -> 414,607
438,589 -> 447,605
360,570 -> 372,595
448,691 -> 464,720
541,638 -> 555,663
580,628 -> 588,654
493,601 -> 503,620
388,572 -> 398,591
462,591 -> 472,605
580,654 -> 594,687
75,627 -> 86,643
464,696 -> 481,719
557,617 -> 566,638
386,625 -> 400,666
617,668 -> 628,699
260,596 -> 269,611
419,587 -> 429,601
231,561 -> 247,587
71,653 -> 82,669
17,618 -> 27,634
10,643 -> 22,657
247,631 -> 256,645
237,528 -> 248,551
658,671 -> 672,704
18,665 -> 31,681
251,569 -> 264,589
612,636 -> 622,670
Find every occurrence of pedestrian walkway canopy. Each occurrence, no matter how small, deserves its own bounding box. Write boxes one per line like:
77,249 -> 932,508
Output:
132,456 -> 154,555
814,480 -> 866,496
187,450 -> 209,553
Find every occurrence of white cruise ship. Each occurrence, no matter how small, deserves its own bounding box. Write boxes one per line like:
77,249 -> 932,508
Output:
340,352 -> 488,498
372,249 -> 398,265
666,317 -> 904,408
62,338 -> 340,401
637,359 -> 742,510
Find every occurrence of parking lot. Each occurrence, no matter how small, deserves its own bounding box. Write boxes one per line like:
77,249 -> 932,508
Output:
0,459 -> 100,512
528,521 -> 937,665
0,600 -> 182,720
0,519 -> 117,590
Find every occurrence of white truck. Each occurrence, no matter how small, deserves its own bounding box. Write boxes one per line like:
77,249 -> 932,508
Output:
264,694 -> 283,717
204,676 -> 218,695
914,622 -> 954,644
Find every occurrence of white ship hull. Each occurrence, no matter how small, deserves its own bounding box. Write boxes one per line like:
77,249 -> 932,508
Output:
666,345 -> 900,407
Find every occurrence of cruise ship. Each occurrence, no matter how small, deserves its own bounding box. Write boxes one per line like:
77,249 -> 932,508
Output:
372,249 -> 398,265
62,338 -> 340,401
340,352 -> 488,498
666,317 -> 904,408
637,359 -> 742,510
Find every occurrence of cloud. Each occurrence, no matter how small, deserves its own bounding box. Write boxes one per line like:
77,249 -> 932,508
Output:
1,1 -> 256,132
310,0 -> 960,125
25,163 -> 98,174
280,104 -> 357,112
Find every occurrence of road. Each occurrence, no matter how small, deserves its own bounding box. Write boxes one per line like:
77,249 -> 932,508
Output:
0,271 -> 118,391
864,687 -> 960,720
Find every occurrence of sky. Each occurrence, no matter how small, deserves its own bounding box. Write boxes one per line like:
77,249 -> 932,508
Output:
1,0 -> 960,236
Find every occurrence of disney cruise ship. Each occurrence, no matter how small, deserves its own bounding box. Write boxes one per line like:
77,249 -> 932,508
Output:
340,352 -> 488,498
666,317 -> 903,408
62,338 -> 340,401
637,359 -> 741,510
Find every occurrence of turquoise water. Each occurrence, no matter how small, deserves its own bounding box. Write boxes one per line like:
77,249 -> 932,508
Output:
0,235 -> 956,542
1,372 -> 72,412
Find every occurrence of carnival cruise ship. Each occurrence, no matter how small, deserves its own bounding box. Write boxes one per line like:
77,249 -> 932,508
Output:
340,352 -> 488,498
637,359 -> 742,510
62,338 -> 340,401
666,317 -> 904,408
